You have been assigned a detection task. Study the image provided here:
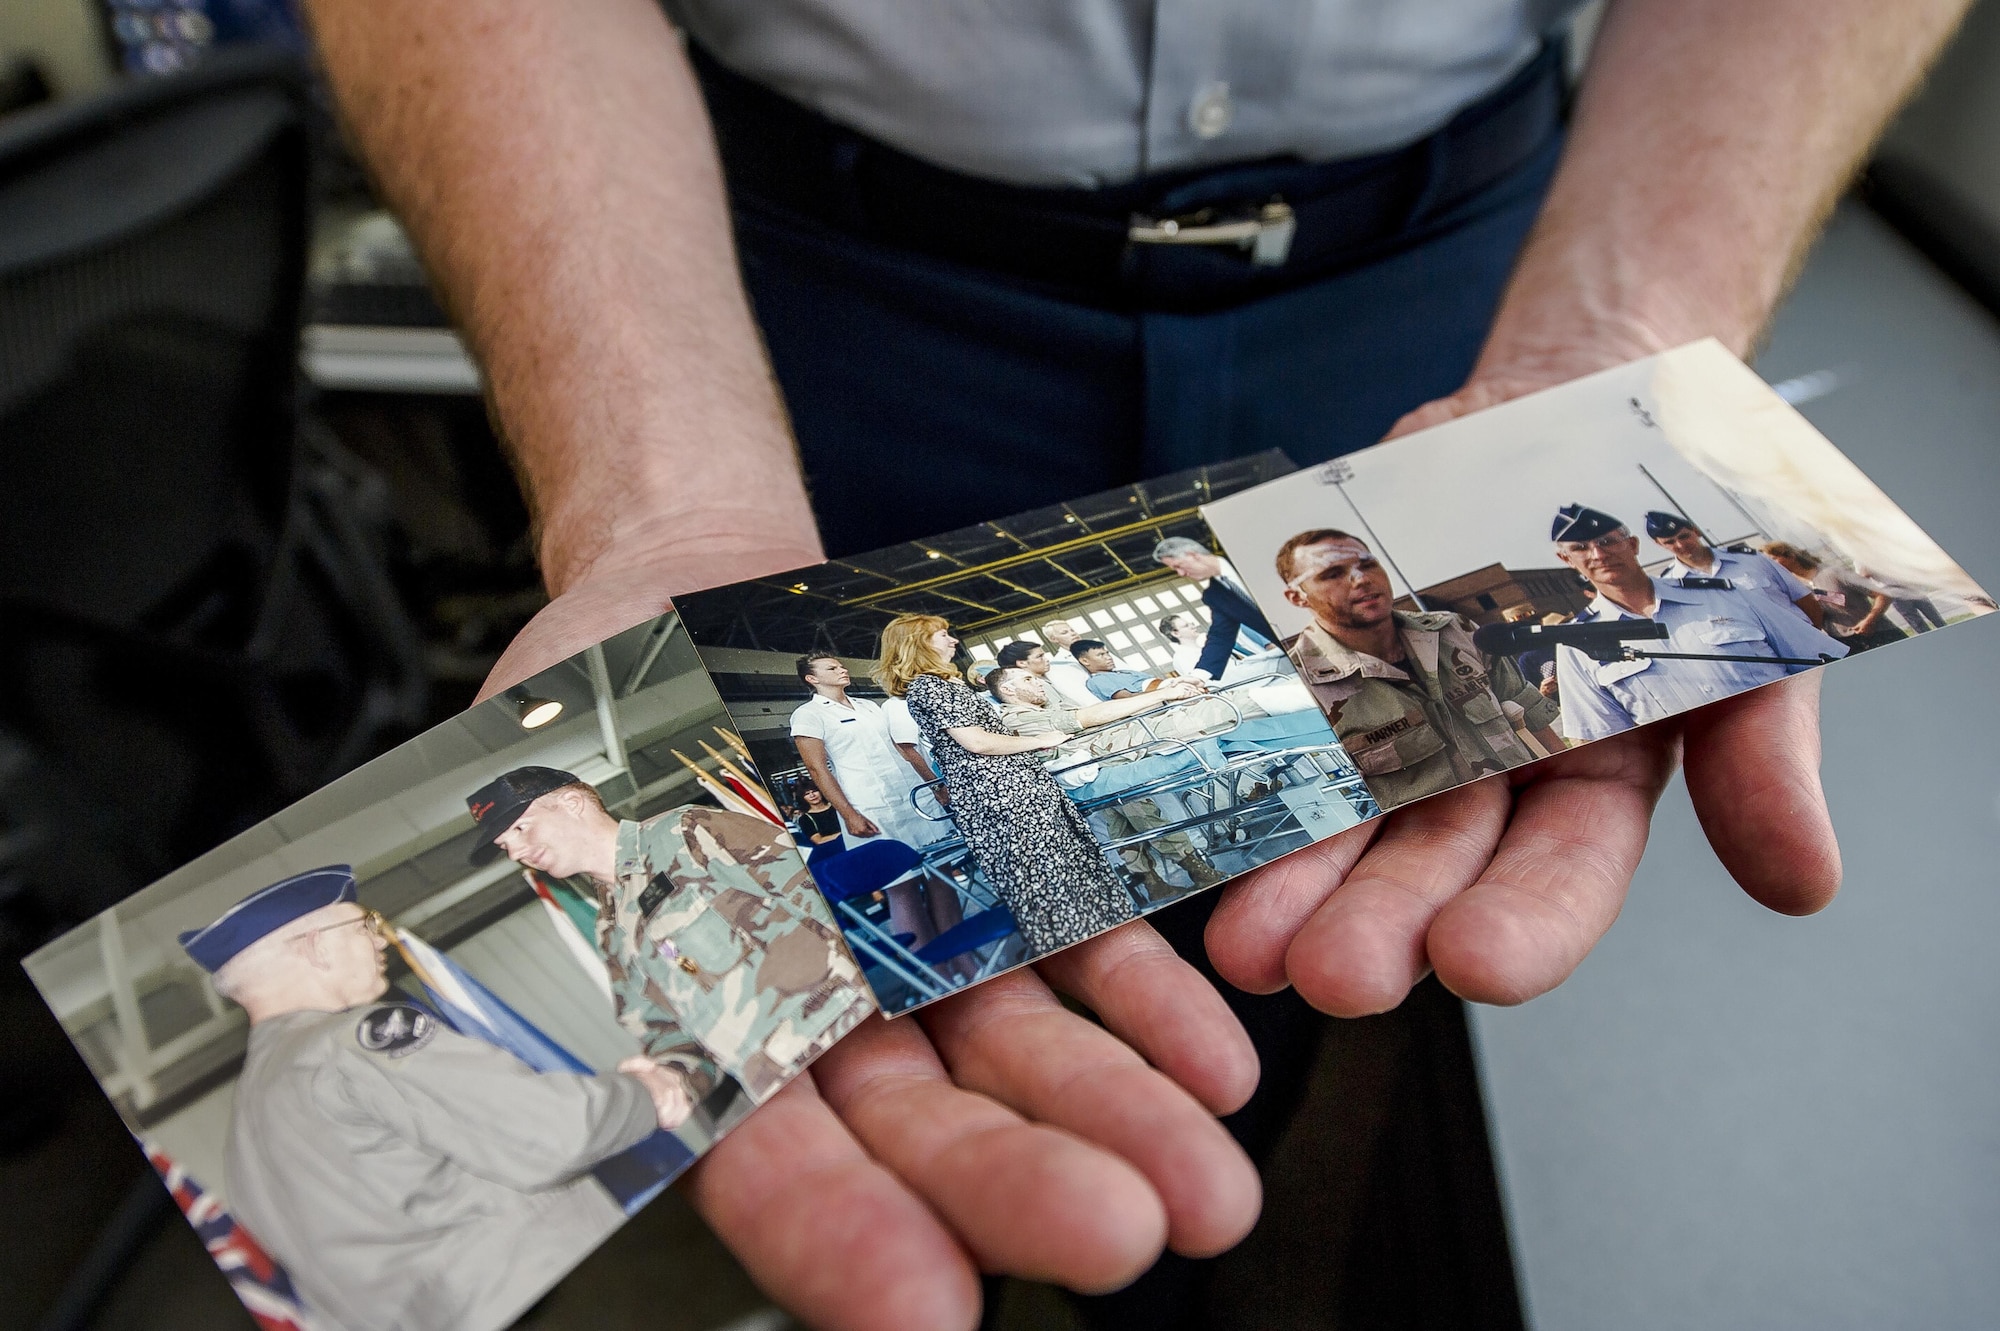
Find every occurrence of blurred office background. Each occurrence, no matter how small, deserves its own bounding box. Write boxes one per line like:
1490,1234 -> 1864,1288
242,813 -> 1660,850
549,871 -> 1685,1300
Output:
0,3 -> 1997,1330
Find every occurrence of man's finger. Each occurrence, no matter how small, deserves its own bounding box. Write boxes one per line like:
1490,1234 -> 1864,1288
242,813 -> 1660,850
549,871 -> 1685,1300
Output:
1426,728 -> 1675,1005
919,968 -> 1262,1261
812,1015 -> 1167,1293
1033,918 -> 1259,1116
1680,671 -> 1840,915
1203,819 -> 1380,994
1283,778 -> 1513,1017
684,1074 -> 981,1331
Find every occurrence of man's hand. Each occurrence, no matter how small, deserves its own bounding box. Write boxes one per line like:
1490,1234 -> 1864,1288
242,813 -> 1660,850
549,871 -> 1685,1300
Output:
840,810 -> 883,839
618,1055 -> 695,1130
686,930 -> 1261,1331
483,594 -> 1257,1331
1209,343 -> 1842,1014
1201,0 -> 1973,1016
1208,670 -> 1835,1012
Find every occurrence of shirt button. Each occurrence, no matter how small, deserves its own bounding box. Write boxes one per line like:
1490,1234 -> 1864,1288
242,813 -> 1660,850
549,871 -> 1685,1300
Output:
1188,82 -> 1233,140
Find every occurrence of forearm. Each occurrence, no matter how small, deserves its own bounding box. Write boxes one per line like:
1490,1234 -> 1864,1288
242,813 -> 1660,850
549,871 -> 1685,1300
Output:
1075,693 -> 1164,728
894,743 -> 939,783
947,727 -> 1053,757
302,0 -> 820,596
794,743 -> 863,820
1478,0 -> 1969,372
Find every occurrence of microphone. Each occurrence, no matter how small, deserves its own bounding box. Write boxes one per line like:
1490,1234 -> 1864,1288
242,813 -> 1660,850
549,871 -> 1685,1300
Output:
1471,618 -> 1671,661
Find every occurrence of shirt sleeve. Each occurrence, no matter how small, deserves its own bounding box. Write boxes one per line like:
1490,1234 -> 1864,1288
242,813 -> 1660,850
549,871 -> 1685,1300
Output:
1750,597 -> 1849,671
329,1017 -> 660,1191
788,701 -> 827,742
883,700 -> 920,746
911,673 -> 983,728
1195,589 -> 1241,678
1554,646 -> 1635,743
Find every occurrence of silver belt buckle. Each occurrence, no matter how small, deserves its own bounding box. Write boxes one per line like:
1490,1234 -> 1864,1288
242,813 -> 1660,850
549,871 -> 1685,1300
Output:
1127,200 -> 1296,268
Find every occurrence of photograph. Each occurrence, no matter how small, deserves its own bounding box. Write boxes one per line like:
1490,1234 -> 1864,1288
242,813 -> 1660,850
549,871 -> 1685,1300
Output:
675,456 -> 1382,1017
1202,340 -> 1996,811
22,613 -> 872,1331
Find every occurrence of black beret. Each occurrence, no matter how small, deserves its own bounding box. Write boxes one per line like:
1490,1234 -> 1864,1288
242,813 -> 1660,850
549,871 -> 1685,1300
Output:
1644,511 -> 1696,539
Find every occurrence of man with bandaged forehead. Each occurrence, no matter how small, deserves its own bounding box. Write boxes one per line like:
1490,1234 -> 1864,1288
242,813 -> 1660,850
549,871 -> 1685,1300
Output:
1275,528 -> 1563,809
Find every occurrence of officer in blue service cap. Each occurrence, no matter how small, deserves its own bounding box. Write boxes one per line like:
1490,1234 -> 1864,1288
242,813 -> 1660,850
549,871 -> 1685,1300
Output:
178,866 -> 358,974
180,866 -> 689,1331
464,765 -> 584,865
1643,510 -> 1826,628
1549,501 -> 1843,747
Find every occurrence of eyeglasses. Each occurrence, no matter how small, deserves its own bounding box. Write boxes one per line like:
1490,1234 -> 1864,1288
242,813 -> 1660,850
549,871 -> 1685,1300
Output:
307,908 -> 390,942
1555,530 -> 1631,554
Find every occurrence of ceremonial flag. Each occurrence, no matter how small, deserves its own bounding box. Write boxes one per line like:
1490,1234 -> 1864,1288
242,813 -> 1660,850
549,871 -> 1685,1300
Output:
524,869 -> 613,1002
145,1144 -> 319,1331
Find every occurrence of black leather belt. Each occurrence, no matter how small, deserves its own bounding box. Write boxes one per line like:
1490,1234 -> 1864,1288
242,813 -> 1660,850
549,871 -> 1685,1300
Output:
696,42 -> 1566,312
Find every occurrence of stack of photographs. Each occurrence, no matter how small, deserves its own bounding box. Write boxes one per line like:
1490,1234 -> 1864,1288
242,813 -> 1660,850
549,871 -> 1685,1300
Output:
24,341 -> 1991,1330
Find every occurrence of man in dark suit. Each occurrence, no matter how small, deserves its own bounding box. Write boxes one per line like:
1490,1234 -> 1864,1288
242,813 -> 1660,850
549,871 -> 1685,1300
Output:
1153,537 -> 1278,681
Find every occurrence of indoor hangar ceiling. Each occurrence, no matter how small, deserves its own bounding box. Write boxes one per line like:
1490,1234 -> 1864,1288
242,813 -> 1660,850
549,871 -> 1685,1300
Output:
677,452 -> 1296,657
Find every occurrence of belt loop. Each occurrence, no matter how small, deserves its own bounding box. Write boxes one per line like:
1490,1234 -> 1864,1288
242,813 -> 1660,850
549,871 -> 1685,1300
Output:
1402,120 -> 1455,230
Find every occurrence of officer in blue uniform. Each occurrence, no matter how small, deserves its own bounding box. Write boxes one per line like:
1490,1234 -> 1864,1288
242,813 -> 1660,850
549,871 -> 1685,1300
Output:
1548,504 -> 1845,744
180,867 -> 684,1331
1644,509 -> 1826,629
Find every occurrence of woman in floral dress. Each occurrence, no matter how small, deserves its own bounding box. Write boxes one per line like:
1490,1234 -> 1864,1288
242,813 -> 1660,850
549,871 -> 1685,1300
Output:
876,615 -> 1136,955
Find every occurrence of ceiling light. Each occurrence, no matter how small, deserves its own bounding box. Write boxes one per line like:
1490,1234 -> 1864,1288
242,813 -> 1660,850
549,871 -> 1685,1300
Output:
505,685 -> 564,729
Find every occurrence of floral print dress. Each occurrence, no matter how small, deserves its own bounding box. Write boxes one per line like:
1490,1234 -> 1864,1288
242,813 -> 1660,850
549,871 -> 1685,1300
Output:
904,672 -> 1136,954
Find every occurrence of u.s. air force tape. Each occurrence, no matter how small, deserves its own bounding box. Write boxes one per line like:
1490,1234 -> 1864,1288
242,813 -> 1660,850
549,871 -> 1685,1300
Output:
356,1003 -> 435,1058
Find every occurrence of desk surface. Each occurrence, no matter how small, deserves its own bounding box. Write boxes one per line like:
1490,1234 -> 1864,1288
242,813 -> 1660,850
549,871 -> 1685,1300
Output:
1472,203 -> 2000,1330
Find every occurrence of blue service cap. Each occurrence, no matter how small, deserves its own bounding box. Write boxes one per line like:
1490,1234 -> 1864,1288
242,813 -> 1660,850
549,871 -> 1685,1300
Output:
1644,510 -> 1696,539
1551,504 -> 1626,543
178,866 -> 357,974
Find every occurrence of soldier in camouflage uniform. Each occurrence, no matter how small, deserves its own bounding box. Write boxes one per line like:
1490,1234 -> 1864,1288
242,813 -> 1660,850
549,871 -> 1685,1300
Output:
469,767 -> 872,1105
1274,530 -> 1563,810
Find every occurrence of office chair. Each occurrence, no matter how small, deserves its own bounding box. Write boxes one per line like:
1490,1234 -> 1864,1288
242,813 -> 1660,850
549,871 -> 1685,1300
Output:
0,48 -> 428,935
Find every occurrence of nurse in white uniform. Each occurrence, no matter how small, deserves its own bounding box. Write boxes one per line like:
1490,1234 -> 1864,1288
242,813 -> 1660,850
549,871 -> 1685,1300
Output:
790,654 -> 957,946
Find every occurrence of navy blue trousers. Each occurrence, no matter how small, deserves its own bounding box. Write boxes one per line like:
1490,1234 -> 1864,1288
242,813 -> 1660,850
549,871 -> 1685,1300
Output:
735,134 -> 1561,560
729,132 -> 1561,1326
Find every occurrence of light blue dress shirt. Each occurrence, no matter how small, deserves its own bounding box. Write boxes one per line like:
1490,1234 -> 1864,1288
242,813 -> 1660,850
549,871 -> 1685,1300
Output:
1662,548 -> 1813,618
1086,668 -> 1159,701
667,1 -> 1585,187
1555,580 -> 1847,743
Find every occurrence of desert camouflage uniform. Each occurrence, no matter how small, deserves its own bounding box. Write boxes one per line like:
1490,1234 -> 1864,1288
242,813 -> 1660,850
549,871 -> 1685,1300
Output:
597,806 -> 872,1103
1286,611 -> 1560,811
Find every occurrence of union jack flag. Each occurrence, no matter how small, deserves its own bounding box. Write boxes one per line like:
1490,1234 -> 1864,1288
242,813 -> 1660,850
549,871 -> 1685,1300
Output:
143,1143 -> 318,1331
